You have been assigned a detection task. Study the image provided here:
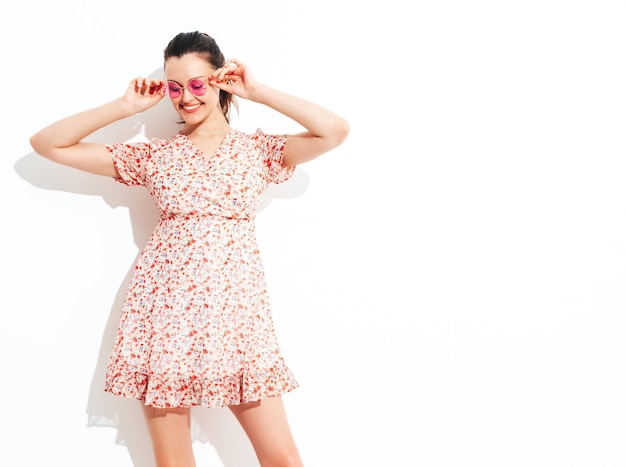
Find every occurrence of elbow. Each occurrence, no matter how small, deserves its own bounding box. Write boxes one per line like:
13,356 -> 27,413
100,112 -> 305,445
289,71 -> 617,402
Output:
334,117 -> 350,146
30,132 -> 57,160
29,133 -> 46,156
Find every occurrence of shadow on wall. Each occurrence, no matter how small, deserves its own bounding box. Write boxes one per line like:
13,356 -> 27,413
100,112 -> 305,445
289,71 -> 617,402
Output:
15,79 -> 309,467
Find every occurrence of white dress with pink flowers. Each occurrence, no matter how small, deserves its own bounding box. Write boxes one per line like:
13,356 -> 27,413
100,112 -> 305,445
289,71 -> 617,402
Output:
103,130 -> 298,408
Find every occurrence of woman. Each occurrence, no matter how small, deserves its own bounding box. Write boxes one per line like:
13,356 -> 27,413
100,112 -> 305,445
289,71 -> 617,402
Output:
30,31 -> 349,467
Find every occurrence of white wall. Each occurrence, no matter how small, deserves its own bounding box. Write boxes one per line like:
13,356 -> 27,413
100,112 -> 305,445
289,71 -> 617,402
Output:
4,1 -> 626,466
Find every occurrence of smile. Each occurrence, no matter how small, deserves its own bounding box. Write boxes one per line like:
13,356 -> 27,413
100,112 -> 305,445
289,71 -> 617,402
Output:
181,103 -> 202,113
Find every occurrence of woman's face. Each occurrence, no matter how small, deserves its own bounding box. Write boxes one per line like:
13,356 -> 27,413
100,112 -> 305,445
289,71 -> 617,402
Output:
164,54 -> 220,125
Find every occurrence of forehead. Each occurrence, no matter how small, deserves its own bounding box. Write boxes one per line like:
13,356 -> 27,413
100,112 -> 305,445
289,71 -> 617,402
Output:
165,54 -> 214,81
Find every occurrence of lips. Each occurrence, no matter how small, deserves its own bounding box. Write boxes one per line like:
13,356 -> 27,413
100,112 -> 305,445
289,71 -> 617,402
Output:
181,103 -> 202,113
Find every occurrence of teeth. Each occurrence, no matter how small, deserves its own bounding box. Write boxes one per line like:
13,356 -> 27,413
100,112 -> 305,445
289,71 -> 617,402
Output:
182,104 -> 201,111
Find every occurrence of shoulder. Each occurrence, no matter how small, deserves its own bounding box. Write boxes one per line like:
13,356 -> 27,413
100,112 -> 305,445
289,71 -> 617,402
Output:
245,128 -> 288,151
138,134 -> 191,158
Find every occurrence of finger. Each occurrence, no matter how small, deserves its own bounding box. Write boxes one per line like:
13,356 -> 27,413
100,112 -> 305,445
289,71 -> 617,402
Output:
216,61 -> 238,81
210,75 -> 236,87
140,79 -> 149,95
209,78 -> 231,91
146,79 -> 163,95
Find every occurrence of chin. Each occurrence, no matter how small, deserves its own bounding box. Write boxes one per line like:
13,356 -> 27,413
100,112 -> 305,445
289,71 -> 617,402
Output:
179,111 -> 206,124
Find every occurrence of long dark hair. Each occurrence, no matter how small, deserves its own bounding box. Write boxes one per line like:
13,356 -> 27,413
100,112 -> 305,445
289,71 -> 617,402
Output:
164,31 -> 237,122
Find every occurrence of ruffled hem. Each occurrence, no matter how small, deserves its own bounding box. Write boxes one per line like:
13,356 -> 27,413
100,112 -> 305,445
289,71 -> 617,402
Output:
104,364 -> 299,408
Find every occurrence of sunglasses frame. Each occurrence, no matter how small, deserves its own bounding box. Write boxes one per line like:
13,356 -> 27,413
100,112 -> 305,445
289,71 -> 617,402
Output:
166,76 -> 209,99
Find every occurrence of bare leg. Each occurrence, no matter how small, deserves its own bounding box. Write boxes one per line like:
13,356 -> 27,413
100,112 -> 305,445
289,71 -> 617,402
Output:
142,405 -> 196,467
229,396 -> 304,467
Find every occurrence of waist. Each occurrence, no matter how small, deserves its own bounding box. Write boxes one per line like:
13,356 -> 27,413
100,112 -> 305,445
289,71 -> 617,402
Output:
160,211 -> 252,221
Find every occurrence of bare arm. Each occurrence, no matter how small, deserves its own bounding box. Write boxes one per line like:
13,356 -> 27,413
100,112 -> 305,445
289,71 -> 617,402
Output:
211,61 -> 350,167
250,84 -> 350,167
30,78 -> 166,177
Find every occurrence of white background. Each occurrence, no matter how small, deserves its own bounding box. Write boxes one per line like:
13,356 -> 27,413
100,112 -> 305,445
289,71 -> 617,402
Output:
3,1 -> 626,466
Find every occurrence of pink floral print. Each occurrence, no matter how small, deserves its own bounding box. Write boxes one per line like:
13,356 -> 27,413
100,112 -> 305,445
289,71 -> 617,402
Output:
103,130 -> 298,408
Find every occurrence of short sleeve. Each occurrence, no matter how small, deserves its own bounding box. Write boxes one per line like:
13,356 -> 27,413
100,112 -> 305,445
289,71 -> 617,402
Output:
105,142 -> 152,186
253,129 -> 295,184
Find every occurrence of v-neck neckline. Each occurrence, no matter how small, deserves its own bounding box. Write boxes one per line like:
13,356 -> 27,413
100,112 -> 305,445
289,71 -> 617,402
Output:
178,129 -> 235,163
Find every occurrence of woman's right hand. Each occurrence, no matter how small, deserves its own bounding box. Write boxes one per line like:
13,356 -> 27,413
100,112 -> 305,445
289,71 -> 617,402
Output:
30,76 -> 167,178
121,77 -> 166,114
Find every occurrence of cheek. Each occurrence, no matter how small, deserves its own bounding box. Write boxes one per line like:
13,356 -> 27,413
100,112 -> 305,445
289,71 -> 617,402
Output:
203,87 -> 223,106
209,86 -> 221,99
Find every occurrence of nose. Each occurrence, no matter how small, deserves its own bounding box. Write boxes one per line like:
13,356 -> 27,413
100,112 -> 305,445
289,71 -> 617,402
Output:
180,86 -> 197,101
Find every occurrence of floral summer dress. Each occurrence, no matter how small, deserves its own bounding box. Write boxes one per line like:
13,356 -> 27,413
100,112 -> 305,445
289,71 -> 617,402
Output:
103,129 -> 298,408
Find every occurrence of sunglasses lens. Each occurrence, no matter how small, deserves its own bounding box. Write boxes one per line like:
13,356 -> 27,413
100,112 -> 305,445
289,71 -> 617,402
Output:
188,79 -> 207,96
167,82 -> 181,98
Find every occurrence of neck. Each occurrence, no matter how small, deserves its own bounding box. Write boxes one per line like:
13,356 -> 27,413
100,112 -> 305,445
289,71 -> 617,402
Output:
183,124 -> 231,137
182,113 -> 231,138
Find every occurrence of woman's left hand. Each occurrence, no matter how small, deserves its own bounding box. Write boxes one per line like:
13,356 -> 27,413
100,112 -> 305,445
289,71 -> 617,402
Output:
209,59 -> 259,100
